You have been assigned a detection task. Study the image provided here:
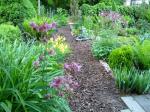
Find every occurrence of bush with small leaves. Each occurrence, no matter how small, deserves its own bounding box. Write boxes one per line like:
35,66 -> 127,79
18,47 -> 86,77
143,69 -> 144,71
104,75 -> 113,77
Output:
109,45 -> 134,68
0,0 -> 36,25
0,24 -> 21,42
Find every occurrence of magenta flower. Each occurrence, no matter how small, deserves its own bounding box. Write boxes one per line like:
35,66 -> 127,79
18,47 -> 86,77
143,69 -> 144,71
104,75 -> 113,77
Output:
50,77 -> 64,88
49,75 -> 79,94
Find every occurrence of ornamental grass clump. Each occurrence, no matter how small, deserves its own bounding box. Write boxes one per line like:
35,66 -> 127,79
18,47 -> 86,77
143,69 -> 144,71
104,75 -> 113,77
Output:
0,39 -> 73,112
114,68 -> 150,94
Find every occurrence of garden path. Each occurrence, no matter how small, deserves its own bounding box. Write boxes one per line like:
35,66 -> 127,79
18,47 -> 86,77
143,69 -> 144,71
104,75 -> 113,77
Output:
58,26 -> 126,112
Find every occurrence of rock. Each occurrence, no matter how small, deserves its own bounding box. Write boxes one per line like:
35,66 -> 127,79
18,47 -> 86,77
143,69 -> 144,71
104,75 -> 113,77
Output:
99,60 -> 113,77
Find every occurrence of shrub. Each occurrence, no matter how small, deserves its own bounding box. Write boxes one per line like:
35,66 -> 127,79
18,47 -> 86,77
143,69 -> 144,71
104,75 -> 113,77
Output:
92,36 -> 139,60
23,17 -> 56,40
0,24 -> 21,42
133,40 -> 150,70
136,19 -> 150,34
126,28 -> 139,35
109,45 -> 134,68
92,38 -> 117,60
0,0 -> 36,25
113,68 -> 150,94
117,36 -> 140,46
53,8 -> 68,27
0,40 -> 72,112
80,3 -> 112,16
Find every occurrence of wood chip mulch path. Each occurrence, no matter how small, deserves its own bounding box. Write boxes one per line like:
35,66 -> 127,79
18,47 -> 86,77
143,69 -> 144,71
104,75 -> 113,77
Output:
57,26 -> 126,112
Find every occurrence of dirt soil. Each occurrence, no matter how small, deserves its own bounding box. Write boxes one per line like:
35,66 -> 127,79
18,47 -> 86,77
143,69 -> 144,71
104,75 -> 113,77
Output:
57,26 -> 126,112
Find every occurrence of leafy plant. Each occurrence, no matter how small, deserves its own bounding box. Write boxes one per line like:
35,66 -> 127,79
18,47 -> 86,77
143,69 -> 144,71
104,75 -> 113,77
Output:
113,68 -> 150,94
0,0 -> 36,25
53,8 -> 68,27
0,39 -> 71,112
109,45 -> 134,68
92,38 -> 117,60
133,40 -> 150,70
0,24 -> 21,42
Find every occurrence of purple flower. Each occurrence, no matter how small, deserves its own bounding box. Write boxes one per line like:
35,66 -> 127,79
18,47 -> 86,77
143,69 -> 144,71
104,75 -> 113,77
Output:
49,75 -> 79,94
50,77 -> 64,88
64,63 -> 72,71
64,62 -> 82,73
30,22 -> 38,29
71,62 -> 82,72
51,22 -> 57,29
33,60 -> 40,68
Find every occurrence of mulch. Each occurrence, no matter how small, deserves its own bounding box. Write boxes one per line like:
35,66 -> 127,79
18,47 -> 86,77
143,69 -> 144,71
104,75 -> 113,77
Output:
57,26 -> 126,112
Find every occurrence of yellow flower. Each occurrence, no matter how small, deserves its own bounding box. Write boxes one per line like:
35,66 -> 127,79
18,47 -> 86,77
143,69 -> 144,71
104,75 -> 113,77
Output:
49,35 -> 69,54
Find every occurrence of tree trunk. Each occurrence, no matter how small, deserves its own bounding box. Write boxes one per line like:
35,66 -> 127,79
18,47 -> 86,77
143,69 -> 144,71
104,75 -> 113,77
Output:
38,0 -> 41,15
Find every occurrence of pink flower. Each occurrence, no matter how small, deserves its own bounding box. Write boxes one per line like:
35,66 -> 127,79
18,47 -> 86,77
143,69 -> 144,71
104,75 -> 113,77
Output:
71,62 -> 82,72
49,75 -> 79,94
64,62 -> 82,73
64,63 -> 71,71
50,77 -> 64,88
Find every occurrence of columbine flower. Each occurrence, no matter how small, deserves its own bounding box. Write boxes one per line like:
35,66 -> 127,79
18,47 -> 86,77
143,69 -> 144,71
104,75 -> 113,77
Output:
50,76 -> 64,88
64,62 -> 82,73
71,62 -> 82,73
49,75 -> 79,94
64,63 -> 72,71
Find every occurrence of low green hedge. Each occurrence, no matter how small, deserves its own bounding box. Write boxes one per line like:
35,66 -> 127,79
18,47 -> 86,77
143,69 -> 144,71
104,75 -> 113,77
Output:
0,24 -> 21,42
